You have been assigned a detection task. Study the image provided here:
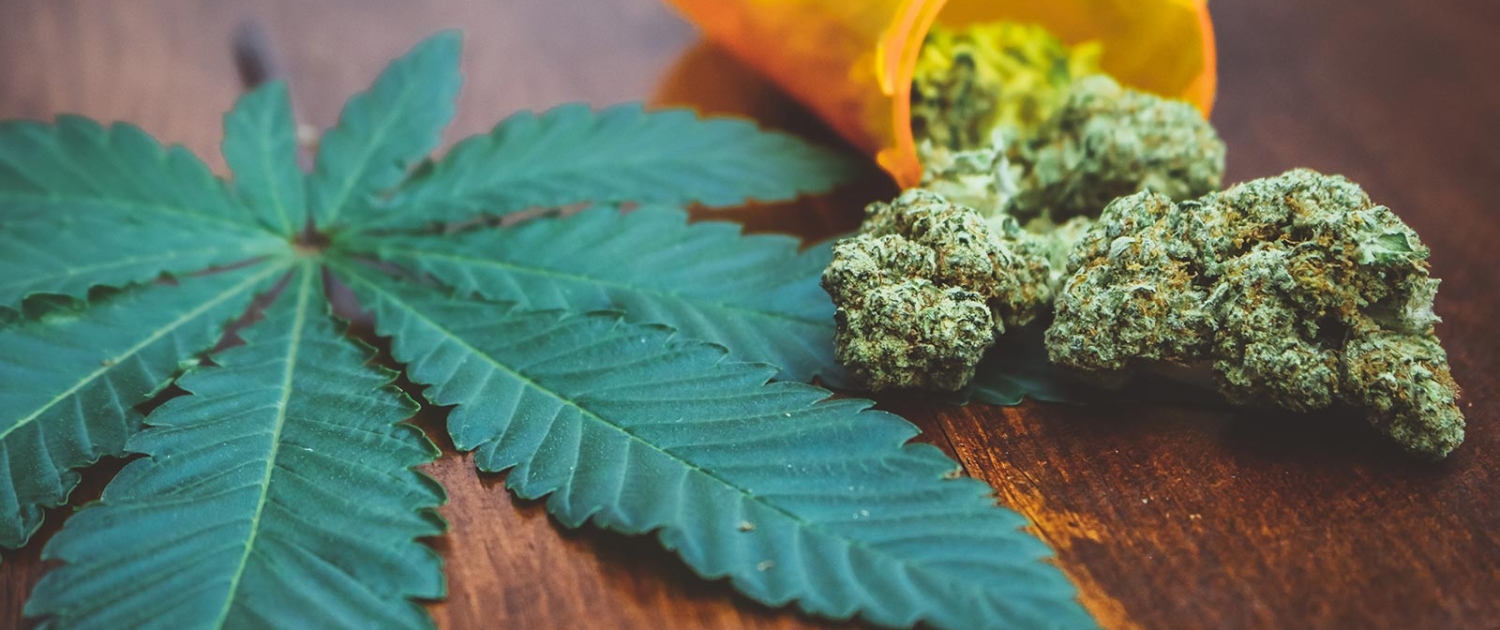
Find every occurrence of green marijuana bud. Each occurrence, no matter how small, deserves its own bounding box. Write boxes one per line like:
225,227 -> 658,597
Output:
911,21 -> 1102,151
823,189 -> 1054,391
1046,169 -> 1465,458
916,74 -> 1223,298
918,75 -> 1225,228
917,141 -> 1018,215
866,29 -> 1225,394
1004,75 -> 1227,223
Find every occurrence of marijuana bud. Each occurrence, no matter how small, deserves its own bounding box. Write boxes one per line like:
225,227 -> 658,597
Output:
1046,169 -> 1465,458
1004,75 -> 1227,223
911,22 -> 1102,151
917,139 -> 1018,214
823,189 -> 1054,391
857,22 -> 1227,394
918,75 -> 1226,230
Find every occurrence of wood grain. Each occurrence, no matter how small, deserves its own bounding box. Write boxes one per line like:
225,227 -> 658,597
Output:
1,0 -> 1497,628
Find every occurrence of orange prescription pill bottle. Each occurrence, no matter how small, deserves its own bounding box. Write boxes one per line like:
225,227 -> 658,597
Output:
664,0 -> 1216,188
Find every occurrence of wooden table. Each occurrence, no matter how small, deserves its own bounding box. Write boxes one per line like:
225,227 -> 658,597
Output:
2,1 -> 1496,628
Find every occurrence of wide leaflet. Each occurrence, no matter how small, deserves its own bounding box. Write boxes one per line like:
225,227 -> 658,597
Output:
0,118 -> 287,307
340,205 -> 847,385
0,263 -> 286,550
338,263 -> 1095,630
27,265 -> 446,628
306,32 -> 462,230
355,103 -> 861,231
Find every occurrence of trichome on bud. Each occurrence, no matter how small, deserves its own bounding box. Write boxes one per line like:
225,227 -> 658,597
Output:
918,75 -> 1226,227
827,68 -> 1227,393
1046,169 -> 1465,458
822,190 -> 1055,391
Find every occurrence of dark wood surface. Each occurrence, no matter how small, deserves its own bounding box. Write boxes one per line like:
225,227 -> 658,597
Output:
2,1 -> 1497,628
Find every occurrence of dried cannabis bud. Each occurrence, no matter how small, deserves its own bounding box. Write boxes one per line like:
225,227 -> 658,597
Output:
1046,169 -> 1465,458
836,22 -> 1228,394
911,22 -> 1101,151
918,75 -> 1226,227
823,189 -> 1054,391
1004,75 -> 1227,223
917,140 -> 1019,214
915,74 -> 1223,304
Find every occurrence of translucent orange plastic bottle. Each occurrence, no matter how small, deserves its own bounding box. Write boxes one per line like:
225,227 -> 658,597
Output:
664,0 -> 1216,188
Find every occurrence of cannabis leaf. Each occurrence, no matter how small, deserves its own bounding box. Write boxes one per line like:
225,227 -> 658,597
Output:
0,264 -> 285,549
2,30 -> 1094,630
309,32 -> 463,230
222,81 -> 306,235
355,101 -> 861,232
336,263 -> 1092,630
26,264 -> 445,628
338,204 -> 849,385
0,117 -> 288,306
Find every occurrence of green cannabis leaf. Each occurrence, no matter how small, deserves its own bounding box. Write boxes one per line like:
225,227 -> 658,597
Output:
0,266 -> 281,549
356,101 -> 863,232
0,30 -> 1093,630
26,264 -> 445,628
337,263 -> 1093,630
337,205 -> 849,385
308,32 -> 463,230
0,117 -> 288,305
222,80 -> 307,235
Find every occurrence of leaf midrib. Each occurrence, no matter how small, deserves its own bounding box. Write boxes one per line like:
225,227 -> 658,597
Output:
211,263 -> 313,628
0,192 -> 281,238
338,264 -> 998,614
318,71 -> 426,226
413,119 -> 785,202
376,116 -> 840,230
253,101 -> 296,235
2,125 -> 267,235
400,153 -> 751,217
0,263 -> 287,443
370,244 -> 828,329
0,242 -> 282,294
